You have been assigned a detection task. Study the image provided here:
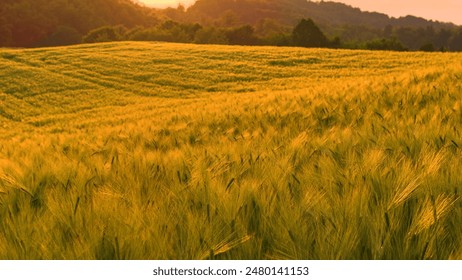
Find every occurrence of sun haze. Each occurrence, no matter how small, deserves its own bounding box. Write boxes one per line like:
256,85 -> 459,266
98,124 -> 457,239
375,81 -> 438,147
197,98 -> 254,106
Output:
335,0 -> 462,25
139,0 -> 195,8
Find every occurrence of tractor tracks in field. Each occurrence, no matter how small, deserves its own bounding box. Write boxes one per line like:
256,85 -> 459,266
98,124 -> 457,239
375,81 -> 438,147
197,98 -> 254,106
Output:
1,53 -> 153,98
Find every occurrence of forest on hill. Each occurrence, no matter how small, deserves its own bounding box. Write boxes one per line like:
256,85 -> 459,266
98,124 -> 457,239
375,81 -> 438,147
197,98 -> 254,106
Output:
166,0 -> 462,50
1,0 -> 461,51
0,0 -> 160,47
183,0 -> 455,29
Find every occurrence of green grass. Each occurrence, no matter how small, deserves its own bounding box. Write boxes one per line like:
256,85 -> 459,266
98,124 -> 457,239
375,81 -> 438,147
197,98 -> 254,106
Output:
1,41 -> 462,259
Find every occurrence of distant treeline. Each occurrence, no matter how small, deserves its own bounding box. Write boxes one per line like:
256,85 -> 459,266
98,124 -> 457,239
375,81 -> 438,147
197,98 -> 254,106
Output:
1,0 -> 462,51
80,19 -> 462,52
168,0 -> 462,51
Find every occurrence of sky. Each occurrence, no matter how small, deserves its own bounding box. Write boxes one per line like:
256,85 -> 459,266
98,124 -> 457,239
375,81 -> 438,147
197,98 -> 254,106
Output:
138,0 -> 462,25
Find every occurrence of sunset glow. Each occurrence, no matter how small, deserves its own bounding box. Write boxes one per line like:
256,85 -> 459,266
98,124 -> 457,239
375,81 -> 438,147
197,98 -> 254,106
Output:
139,0 -> 195,8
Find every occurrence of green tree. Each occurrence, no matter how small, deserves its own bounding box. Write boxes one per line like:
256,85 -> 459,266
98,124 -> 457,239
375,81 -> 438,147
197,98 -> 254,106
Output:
436,28 -> 452,50
0,0 -> 158,47
82,25 -> 127,43
365,38 -> 406,51
225,25 -> 259,45
292,18 -> 328,48
0,14 -> 12,46
39,26 -> 82,46
262,33 -> 292,46
330,36 -> 342,48
419,43 -> 435,52
449,28 -> 462,51
194,27 -> 228,44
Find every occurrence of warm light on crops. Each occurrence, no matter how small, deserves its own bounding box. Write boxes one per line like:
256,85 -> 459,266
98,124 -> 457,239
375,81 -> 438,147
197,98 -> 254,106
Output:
1,42 -> 462,259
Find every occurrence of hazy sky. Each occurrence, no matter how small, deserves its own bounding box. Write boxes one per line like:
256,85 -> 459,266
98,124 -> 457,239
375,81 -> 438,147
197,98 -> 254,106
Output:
138,0 -> 462,25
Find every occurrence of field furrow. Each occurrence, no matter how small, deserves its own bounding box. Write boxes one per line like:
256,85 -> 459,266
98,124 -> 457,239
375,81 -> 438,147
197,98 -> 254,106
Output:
0,42 -> 462,259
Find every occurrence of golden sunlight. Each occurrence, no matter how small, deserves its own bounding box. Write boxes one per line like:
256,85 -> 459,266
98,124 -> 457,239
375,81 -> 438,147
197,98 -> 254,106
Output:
138,0 -> 195,8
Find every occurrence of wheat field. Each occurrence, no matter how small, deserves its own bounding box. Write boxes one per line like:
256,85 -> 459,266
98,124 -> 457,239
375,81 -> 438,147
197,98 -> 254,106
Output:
0,42 -> 462,259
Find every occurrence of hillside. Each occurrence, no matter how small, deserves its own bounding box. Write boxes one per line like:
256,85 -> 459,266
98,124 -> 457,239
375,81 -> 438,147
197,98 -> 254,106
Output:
1,42 -> 462,259
1,0 -> 461,50
185,0 -> 456,29
0,0 -> 159,47
164,0 -> 462,50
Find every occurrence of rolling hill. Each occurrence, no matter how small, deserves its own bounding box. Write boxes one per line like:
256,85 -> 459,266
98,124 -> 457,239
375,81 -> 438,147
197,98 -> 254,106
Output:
0,0 -> 159,47
185,0 -> 457,29
178,0 -> 459,42
1,42 -> 462,259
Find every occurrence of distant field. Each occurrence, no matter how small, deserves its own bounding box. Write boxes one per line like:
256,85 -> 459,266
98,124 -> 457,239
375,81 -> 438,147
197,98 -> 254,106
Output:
1,42 -> 462,259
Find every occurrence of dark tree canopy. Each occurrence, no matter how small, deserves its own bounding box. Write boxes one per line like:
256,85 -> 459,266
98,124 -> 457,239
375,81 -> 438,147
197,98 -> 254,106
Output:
0,0 -> 461,51
38,26 -> 82,46
82,25 -> 127,44
0,0 -> 158,47
292,18 -> 328,48
225,25 -> 260,45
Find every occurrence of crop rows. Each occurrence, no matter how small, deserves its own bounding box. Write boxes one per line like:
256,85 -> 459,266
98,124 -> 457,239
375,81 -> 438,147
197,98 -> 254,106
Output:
1,42 -> 462,259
